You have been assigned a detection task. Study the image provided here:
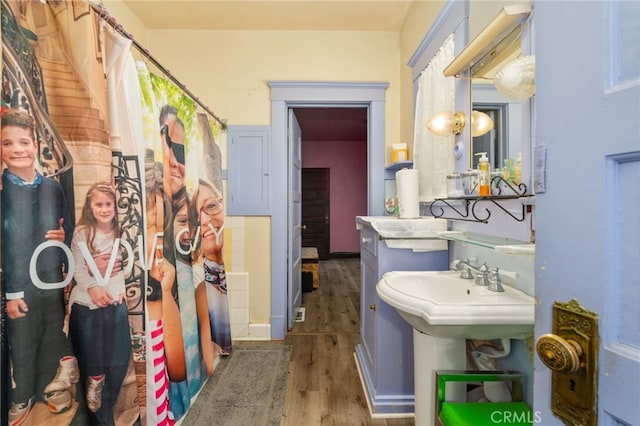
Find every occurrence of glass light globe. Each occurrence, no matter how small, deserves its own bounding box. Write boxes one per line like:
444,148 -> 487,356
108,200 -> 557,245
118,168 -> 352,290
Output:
494,55 -> 535,100
471,110 -> 494,137
426,111 -> 465,136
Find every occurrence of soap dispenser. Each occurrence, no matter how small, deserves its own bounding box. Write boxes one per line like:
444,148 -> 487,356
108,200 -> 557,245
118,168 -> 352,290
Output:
476,152 -> 491,196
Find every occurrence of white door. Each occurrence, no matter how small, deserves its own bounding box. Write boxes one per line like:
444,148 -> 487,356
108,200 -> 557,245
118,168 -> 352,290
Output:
287,109 -> 303,330
534,2 -> 640,425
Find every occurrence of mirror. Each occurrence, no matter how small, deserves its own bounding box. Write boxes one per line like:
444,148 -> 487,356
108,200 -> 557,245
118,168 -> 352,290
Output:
470,84 -> 522,171
469,1 -> 522,170
467,2 -> 531,173
445,1 -> 531,175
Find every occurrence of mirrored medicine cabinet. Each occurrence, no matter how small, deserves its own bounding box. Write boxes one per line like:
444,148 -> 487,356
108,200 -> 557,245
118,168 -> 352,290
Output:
424,2 -> 535,226
445,2 -> 532,179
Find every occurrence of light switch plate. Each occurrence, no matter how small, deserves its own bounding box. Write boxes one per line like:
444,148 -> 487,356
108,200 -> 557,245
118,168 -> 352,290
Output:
533,144 -> 547,193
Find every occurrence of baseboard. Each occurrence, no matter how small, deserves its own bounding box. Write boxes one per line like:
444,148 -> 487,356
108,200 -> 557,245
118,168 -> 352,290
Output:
233,323 -> 271,341
329,252 -> 360,259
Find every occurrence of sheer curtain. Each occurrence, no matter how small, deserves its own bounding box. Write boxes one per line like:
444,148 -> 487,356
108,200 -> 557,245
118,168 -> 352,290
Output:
413,33 -> 456,201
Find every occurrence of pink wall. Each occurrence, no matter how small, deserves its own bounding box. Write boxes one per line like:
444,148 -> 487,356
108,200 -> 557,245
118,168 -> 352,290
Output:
302,140 -> 367,254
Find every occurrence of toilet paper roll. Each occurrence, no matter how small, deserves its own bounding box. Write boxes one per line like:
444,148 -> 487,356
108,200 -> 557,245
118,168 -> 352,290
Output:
395,168 -> 420,219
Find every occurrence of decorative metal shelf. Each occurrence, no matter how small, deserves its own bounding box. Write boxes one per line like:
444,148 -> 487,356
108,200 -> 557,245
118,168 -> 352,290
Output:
430,176 -> 532,223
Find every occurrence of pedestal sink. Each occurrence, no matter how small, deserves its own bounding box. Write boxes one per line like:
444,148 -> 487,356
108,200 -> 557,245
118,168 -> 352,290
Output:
377,270 -> 534,339
376,270 -> 534,425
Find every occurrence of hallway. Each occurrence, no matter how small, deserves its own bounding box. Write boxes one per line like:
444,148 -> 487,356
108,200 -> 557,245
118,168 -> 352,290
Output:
282,258 -> 415,426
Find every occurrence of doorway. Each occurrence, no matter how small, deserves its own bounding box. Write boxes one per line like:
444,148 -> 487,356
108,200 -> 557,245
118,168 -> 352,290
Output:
295,106 -> 368,261
269,81 -> 388,337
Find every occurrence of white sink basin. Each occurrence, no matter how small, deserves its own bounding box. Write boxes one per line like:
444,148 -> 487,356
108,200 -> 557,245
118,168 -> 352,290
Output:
376,270 -> 534,339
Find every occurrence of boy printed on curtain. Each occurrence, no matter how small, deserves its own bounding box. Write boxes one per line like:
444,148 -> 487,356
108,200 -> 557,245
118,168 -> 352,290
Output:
1,109 -> 82,425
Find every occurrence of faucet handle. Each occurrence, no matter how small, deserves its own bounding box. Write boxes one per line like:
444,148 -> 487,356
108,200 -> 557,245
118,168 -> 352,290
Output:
488,268 -> 505,292
474,263 -> 490,286
450,258 -> 469,271
453,259 -> 475,279
460,269 -> 474,279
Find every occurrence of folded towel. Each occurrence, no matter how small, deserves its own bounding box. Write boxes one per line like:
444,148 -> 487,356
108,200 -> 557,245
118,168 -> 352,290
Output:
466,339 -> 512,402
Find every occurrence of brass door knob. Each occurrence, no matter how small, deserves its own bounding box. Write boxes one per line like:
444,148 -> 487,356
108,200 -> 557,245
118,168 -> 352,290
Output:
536,333 -> 583,374
369,304 -> 376,311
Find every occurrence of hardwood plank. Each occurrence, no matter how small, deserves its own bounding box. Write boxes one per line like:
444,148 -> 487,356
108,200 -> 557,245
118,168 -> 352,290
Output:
283,258 -> 415,426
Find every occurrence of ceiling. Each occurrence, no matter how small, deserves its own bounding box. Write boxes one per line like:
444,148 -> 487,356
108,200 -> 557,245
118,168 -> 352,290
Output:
119,0 -> 415,142
120,1 -> 414,31
293,107 -> 368,143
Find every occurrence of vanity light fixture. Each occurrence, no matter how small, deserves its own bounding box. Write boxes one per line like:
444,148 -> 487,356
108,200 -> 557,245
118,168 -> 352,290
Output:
427,111 -> 465,136
443,3 -> 532,78
427,110 -> 494,137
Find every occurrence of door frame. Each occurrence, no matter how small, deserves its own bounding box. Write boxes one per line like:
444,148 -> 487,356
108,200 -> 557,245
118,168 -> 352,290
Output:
268,81 -> 388,338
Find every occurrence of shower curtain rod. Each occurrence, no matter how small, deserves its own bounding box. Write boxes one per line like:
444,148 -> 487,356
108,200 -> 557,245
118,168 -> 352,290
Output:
88,1 -> 227,130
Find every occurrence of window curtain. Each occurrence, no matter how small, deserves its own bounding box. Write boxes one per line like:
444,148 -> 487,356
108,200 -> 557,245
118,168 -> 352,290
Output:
413,33 -> 455,201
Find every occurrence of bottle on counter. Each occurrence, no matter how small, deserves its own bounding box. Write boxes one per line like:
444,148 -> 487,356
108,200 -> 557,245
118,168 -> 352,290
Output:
503,157 -> 515,184
514,153 -> 522,185
446,173 -> 464,197
491,169 -> 506,193
476,152 -> 491,196
461,169 -> 479,196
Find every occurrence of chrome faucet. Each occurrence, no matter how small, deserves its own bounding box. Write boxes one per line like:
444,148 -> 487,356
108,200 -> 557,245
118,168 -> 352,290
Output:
452,259 -> 504,292
452,259 -> 489,285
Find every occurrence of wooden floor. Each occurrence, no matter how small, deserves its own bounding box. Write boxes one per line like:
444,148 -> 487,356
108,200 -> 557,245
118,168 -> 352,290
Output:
282,258 -> 415,426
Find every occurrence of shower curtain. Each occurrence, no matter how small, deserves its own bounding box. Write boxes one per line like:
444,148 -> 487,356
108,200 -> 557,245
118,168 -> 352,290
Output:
1,1 -> 226,424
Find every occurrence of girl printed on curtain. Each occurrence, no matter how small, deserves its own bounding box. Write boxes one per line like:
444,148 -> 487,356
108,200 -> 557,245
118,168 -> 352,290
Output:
1,0 -> 228,425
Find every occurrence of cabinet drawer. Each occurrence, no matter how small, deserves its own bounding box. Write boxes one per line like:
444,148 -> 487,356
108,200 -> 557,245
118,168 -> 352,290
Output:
360,229 -> 378,257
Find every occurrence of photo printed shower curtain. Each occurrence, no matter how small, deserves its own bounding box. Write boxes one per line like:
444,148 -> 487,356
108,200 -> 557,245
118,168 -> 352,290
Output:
1,1 -> 229,425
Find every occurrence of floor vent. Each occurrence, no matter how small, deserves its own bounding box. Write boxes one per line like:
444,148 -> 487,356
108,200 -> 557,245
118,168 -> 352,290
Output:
295,307 -> 306,322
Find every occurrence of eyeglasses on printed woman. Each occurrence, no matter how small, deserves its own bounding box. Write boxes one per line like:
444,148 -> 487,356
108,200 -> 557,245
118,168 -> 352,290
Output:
200,198 -> 224,216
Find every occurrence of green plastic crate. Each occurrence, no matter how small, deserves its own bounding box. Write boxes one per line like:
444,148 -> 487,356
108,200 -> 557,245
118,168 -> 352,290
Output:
436,371 -> 533,426
440,401 -> 533,425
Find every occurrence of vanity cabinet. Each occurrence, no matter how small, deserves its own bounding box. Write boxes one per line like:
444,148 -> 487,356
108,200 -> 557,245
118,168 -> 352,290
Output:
354,218 -> 448,416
